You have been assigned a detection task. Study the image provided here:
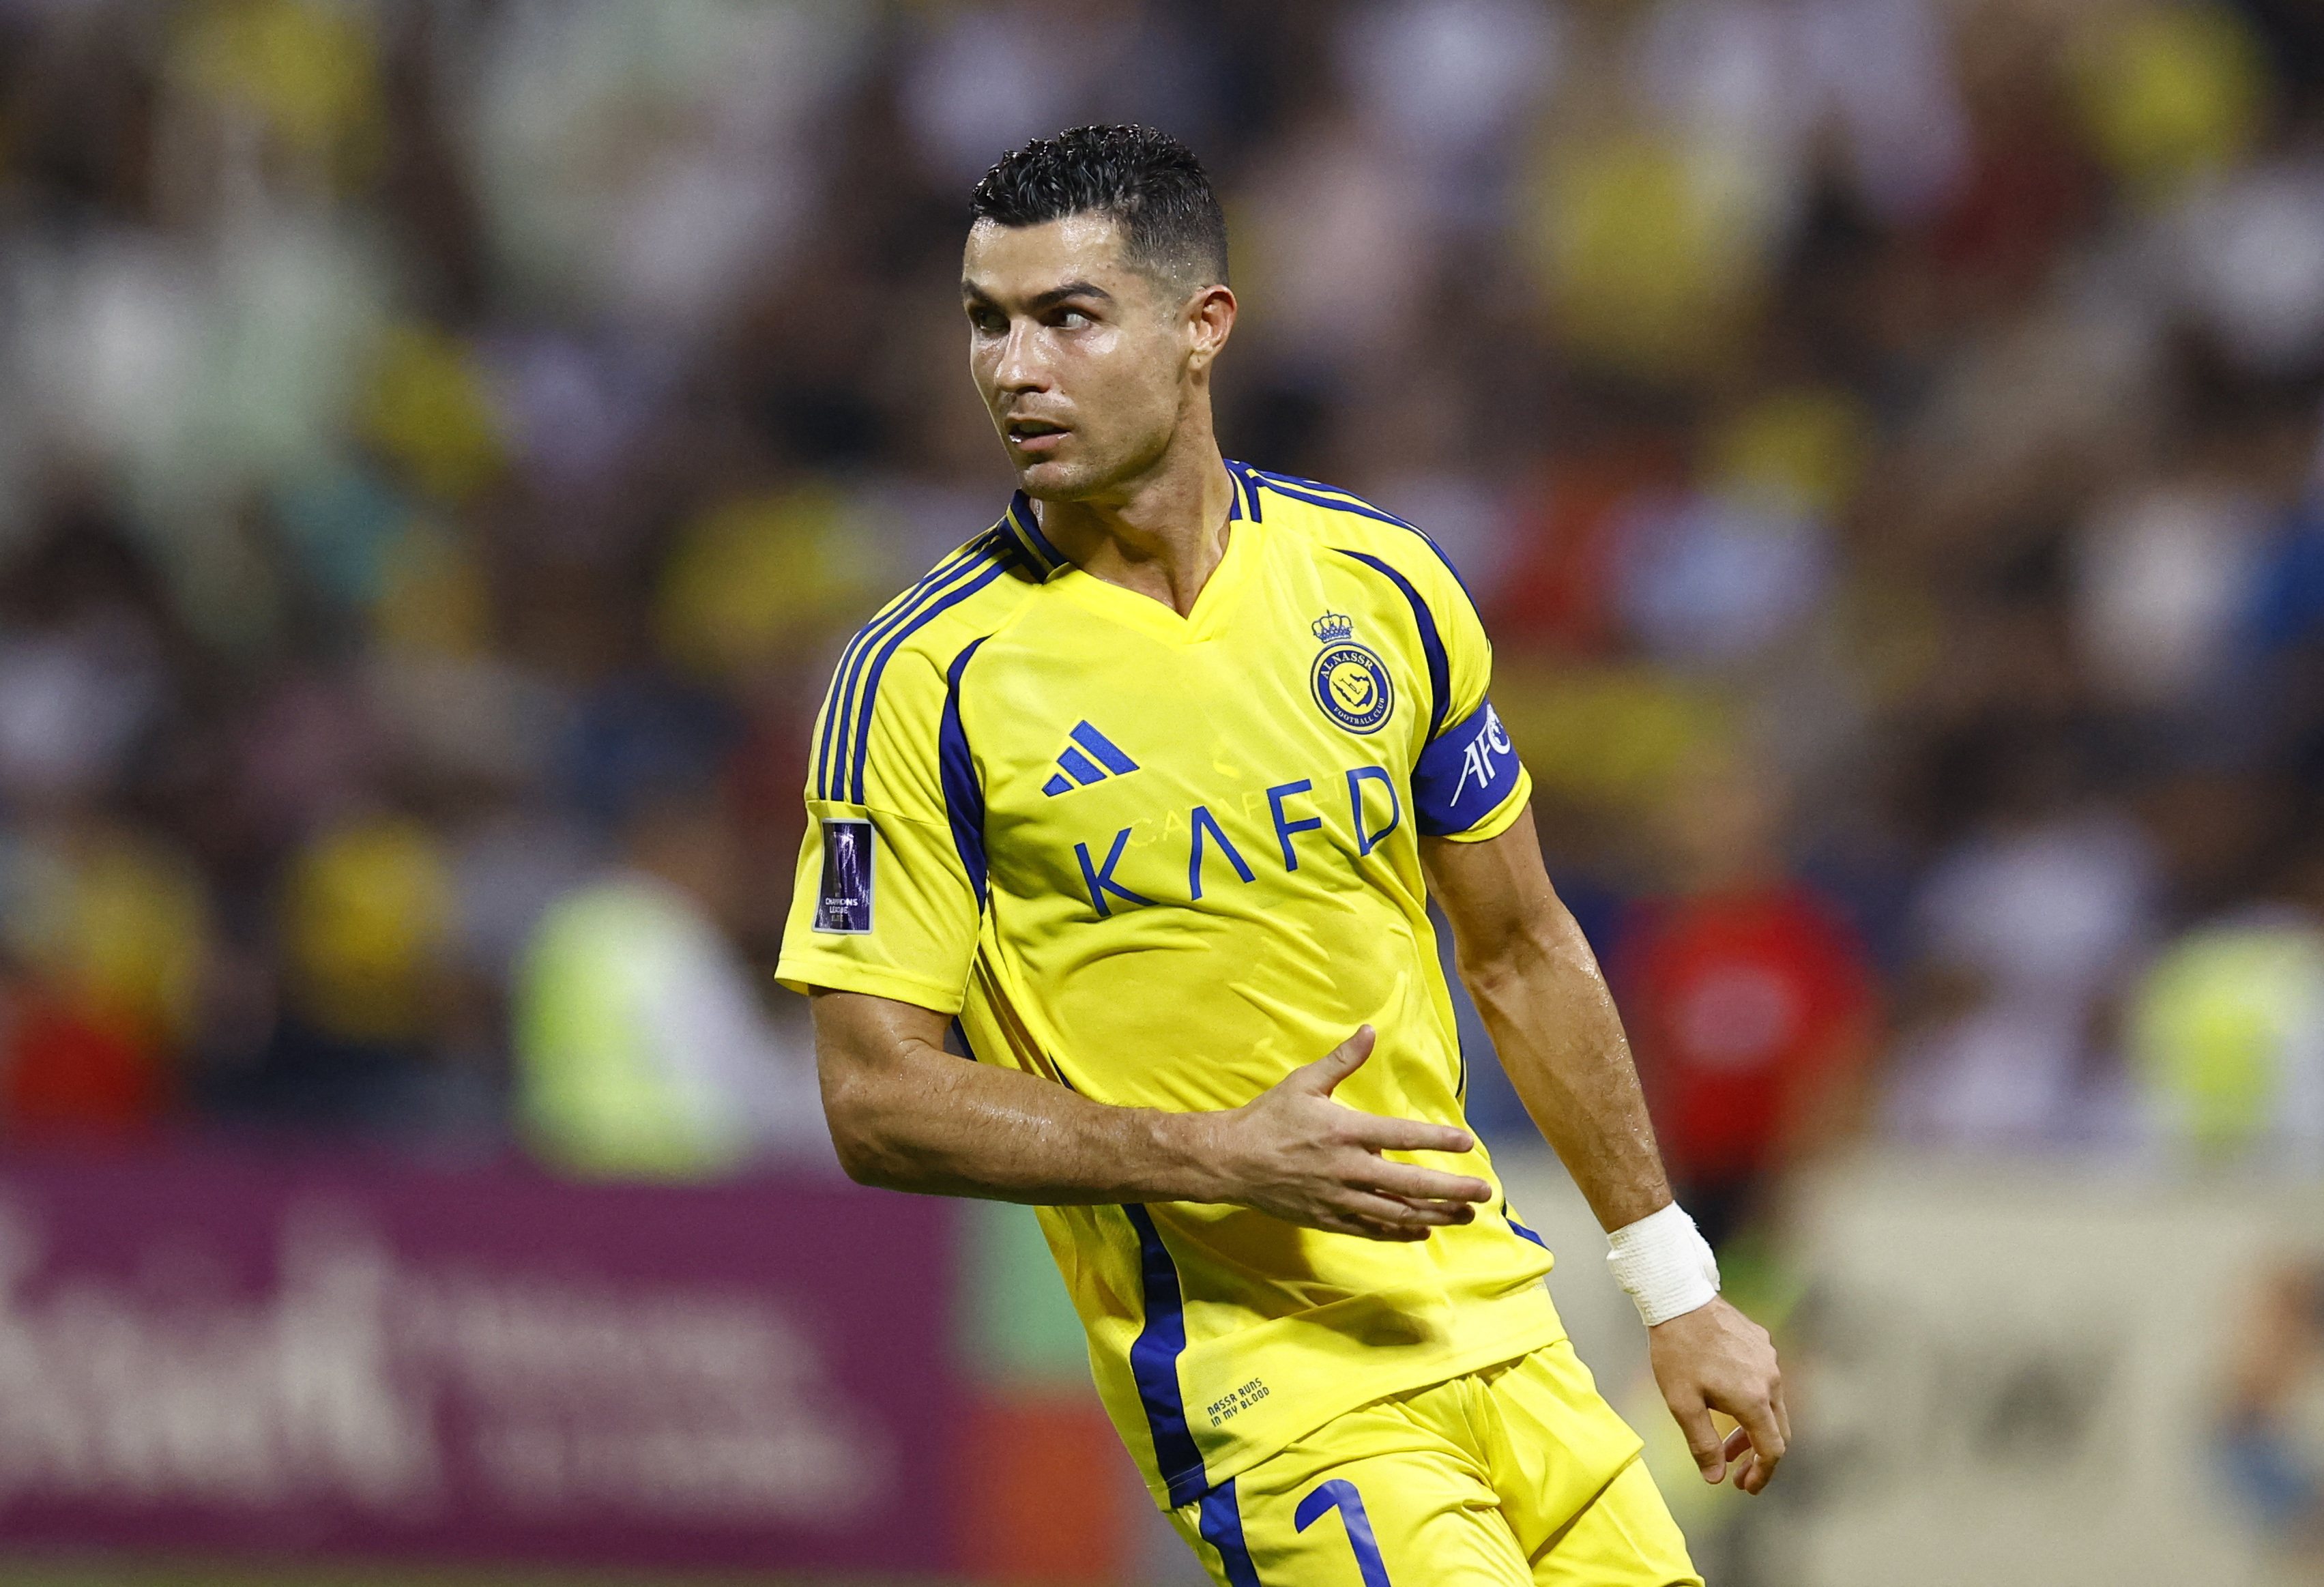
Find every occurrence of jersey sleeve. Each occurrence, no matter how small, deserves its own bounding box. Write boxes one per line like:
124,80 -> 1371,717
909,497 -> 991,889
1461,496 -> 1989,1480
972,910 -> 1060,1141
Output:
775,639 -> 983,1014
1397,535 -> 1531,843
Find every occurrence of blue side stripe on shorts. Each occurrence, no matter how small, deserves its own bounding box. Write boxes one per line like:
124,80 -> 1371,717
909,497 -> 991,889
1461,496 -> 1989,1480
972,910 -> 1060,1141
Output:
1198,1479 -> 1263,1587
847,549 -> 1018,805
937,635 -> 989,909
1122,1204 -> 1207,1506
818,531 -> 1001,800
1335,549 -> 1451,742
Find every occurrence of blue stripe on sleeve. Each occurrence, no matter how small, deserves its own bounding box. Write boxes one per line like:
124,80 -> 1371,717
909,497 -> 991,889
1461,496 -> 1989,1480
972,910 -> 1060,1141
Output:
1122,1204 -> 1207,1506
1198,1479 -> 1263,1587
819,532 -> 1000,800
817,669 -> 855,809
847,549 -> 1018,805
1335,549 -> 1450,742
937,636 -> 989,909
819,534 -> 993,800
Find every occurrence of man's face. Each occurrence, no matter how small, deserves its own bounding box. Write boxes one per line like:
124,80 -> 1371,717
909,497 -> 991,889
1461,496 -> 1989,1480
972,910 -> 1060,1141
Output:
961,213 -> 1196,500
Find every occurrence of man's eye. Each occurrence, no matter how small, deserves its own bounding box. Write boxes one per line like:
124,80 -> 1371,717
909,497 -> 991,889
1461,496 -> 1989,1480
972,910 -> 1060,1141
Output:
1060,310 -> 1089,330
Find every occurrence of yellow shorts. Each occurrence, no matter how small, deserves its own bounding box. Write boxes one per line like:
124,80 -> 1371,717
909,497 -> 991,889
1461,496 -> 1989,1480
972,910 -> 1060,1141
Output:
1167,1339 -> 1700,1586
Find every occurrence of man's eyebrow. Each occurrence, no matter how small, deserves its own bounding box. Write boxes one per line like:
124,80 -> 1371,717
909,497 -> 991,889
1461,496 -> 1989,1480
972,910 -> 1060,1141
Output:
959,279 -> 1115,310
1030,280 -> 1112,309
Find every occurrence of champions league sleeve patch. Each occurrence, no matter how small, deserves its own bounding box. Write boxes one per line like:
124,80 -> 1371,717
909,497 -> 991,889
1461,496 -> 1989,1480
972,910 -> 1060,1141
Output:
813,817 -> 875,934
1413,699 -> 1522,835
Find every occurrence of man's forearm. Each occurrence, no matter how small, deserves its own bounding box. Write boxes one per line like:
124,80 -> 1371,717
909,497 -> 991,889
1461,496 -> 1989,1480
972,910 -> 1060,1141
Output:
811,990 -> 1490,1240
815,994 -> 1217,1204
1458,906 -> 1672,1232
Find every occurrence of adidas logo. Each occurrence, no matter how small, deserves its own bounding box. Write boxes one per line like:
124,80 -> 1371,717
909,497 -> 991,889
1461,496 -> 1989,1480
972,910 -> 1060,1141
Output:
1042,722 -> 1140,796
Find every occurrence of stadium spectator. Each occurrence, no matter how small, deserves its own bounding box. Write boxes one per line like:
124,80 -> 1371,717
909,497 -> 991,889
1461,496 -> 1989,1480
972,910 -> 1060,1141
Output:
2131,834 -> 2324,1169
514,788 -> 824,1181
1612,753 -> 1877,1248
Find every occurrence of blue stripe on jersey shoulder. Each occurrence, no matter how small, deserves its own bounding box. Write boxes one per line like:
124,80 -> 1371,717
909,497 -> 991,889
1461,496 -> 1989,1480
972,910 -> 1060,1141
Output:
847,545 -> 1020,804
818,563 -> 955,802
1335,547 -> 1451,741
937,635 -> 989,909
1253,469 -> 1417,530
816,528 -> 1007,800
1004,492 -> 1071,575
1224,458 -> 1263,522
1251,469 -> 1479,607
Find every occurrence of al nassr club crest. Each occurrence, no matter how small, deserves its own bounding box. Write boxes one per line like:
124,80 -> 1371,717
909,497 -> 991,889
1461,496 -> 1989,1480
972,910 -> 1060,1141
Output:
1309,612 -> 1393,735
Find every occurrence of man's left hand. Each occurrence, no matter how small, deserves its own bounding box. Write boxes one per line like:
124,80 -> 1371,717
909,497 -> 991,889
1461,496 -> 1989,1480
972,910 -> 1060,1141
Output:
1648,1296 -> 1788,1495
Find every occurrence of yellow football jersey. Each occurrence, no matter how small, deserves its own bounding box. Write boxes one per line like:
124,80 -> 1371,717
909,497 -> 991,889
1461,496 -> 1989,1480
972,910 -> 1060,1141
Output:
776,462 -> 1563,1509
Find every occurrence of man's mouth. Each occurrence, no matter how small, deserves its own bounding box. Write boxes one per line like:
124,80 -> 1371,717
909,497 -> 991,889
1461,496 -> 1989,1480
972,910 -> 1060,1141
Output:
1006,418 -> 1068,452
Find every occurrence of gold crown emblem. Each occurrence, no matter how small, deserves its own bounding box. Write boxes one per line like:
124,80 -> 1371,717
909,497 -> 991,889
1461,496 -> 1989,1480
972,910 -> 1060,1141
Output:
1311,611 -> 1353,643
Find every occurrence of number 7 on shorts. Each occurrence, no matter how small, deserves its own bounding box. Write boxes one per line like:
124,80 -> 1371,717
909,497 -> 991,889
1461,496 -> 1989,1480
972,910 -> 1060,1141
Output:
1296,1480 -> 1393,1587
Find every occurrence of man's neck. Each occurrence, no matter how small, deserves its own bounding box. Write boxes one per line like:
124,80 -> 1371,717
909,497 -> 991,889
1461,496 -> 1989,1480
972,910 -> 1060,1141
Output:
1030,431 -> 1234,618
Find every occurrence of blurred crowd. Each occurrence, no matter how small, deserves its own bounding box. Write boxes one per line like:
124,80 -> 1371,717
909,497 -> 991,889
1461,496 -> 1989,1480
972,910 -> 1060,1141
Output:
0,0 -> 2321,1236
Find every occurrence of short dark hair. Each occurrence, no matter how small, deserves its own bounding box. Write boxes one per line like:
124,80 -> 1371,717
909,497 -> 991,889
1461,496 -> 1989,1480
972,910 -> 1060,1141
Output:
969,125 -> 1228,292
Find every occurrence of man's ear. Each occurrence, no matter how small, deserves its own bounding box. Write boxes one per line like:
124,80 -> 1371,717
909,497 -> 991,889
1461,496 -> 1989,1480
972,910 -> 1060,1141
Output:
1185,283 -> 1237,374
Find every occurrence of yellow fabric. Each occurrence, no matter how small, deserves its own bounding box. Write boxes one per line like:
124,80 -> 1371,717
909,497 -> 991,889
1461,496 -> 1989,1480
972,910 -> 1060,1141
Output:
777,467 -> 1556,1508
1168,1341 -> 1696,1586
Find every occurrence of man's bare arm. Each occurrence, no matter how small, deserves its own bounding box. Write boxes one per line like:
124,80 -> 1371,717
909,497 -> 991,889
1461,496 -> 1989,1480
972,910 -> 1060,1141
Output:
1420,819 -> 1668,1230
1421,808 -> 1790,1494
809,989 -> 1492,1240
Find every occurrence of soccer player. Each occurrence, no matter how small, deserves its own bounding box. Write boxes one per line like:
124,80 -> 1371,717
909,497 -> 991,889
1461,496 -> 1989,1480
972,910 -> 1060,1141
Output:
778,126 -> 1785,1584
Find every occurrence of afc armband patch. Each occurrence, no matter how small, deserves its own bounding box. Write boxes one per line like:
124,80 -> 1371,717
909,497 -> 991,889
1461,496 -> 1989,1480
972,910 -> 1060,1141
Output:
1413,699 -> 1522,835
814,817 -> 874,933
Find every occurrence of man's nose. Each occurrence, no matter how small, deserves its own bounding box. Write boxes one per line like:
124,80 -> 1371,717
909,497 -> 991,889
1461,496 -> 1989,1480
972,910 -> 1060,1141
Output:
996,321 -> 1049,392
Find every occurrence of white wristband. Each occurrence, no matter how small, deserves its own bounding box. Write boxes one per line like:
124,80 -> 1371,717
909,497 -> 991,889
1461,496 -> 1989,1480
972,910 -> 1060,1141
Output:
1606,1202 -> 1720,1326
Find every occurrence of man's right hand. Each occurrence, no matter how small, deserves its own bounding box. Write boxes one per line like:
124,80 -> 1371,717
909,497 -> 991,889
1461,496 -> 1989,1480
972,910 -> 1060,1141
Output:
1195,1025 -> 1494,1240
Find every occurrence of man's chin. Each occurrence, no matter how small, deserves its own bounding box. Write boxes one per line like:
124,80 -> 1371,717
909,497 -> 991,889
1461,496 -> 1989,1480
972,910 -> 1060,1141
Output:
1011,455 -> 1098,500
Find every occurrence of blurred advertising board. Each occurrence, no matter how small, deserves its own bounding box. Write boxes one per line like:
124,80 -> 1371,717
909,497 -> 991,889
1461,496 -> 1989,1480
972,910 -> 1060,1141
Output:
0,1150 -> 955,1575
1498,1151 -> 2324,1587
1775,1158 -> 2324,1587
